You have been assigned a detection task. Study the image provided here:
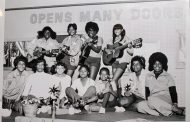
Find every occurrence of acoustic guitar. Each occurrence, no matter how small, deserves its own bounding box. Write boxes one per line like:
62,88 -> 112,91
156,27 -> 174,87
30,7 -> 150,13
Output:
102,38 -> 142,66
27,46 -> 69,68
79,36 -> 98,65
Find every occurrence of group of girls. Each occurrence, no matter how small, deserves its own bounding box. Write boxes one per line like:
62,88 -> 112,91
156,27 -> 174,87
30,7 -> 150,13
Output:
2,21 -> 185,116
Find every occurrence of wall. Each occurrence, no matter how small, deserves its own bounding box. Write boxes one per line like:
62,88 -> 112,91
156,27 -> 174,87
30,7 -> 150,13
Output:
4,0 -> 188,107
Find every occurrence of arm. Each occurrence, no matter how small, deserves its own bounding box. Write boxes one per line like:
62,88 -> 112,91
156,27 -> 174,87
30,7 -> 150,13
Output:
68,38 -> 83,56
26,39 -> 37,57
89,37 -> 103,53
103,82 -> 117,97
169,86 -> 178,105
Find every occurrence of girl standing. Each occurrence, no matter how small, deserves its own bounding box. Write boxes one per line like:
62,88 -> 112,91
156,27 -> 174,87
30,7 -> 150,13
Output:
80,21 -> 103,80
59,23 -> 83,77
106,24 -> 134,97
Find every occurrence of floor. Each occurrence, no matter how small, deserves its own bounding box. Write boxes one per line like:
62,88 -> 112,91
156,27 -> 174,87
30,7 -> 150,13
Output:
2,109 -> 185,122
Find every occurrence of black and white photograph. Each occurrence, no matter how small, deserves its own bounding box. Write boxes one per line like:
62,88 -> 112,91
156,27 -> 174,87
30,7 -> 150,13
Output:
0,0 -> 189,122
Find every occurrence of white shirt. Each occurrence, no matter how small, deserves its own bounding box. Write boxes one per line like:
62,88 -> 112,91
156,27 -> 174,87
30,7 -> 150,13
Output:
121,69 -> 147,99
95,80 -> 117,93
71,78 -> 95,96
27,38 -> 59,67
23,72 -> 60,99
53,74 -> 71,99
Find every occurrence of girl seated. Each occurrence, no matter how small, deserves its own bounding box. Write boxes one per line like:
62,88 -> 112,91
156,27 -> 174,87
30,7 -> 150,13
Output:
3,56 -> 30,113
22,58 -> 60,100
137,52 -> 185,116
51,62 -> 71,108
65,65 -> 97,110
118,56 -> 147,111
94,67 -> 117,114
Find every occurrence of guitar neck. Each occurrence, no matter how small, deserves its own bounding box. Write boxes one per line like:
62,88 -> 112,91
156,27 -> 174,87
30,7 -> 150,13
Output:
115,42 -> 132,51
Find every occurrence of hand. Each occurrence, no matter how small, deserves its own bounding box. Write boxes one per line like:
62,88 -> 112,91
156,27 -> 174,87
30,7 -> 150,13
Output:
104,48 -> 112,54
87,42 -> 93,47
127,43 -> 133,48
124,91 -> 132,97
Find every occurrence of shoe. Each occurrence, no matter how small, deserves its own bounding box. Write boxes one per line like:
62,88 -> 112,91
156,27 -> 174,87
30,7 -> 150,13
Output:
68,106 -> 75,115
74,108 -> 81,114
84,105 -> 90,111
115,106 -> 125,112
0,108 -> 12,117
99,107 -> 105,114
172,106 -> 185,116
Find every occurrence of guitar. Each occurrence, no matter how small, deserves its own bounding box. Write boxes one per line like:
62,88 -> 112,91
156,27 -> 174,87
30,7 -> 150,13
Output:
28,46 -> 69,65
32,47 -> 60,58
78,36 -> 98,65
102,38 -> 142,65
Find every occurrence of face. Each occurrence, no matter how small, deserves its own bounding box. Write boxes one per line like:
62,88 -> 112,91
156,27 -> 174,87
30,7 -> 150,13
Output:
17,61 -> 26,72
68,26 -> 76,36
36,62 -> 45,72
56,65 -> 65,75
87,28 -> 97,38
132,61 -> 143,73
44,30 -> 51,40
100,70 -> 109,81
79,67 -> 89,78
153,61 -> 163,74
114,28 -> 122,36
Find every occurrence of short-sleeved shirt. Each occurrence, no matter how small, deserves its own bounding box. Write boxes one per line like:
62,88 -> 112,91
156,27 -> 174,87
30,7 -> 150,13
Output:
108,36 -> 134,63
71,78 -> 95,96
120,69 -> 147,99
23,72 -> 60,99
145,71 -> 175,96
27,37 -> 59,67
3,70 -> 30,101
60,35 -> 83,66
95,80 -> 117,93
82,35 -> 103,58
53,74 -> 71,99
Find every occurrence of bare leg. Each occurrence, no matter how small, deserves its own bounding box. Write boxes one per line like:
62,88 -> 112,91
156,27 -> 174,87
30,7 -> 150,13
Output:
82,86 -> 97,103
102,93 -> 117,108
112,67 -> 125,98
65,87 -> 80,103
89,66 -> 100,80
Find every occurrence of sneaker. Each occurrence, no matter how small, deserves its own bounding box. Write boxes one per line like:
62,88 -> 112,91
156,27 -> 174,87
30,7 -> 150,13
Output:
74,108 -> 81,114
115,106 -> 125,112
0,108 -> 12,117
84,105 -> 90,111
68,106 -> 75,115
99,107 -> 105,114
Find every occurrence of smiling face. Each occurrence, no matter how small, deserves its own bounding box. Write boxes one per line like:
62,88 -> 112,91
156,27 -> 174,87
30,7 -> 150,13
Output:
114,28 -> 123,36
132,61 -> 143,74
36,61 -> 45,72
100,70 -> 109,81
87,28 -> 97,38
153,61 -> 163,74
44,30 -> 51,40
79,67 -> 89,78
56,65 -> 65,75
68,26 -> 76,36
17,61 -> 26,72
